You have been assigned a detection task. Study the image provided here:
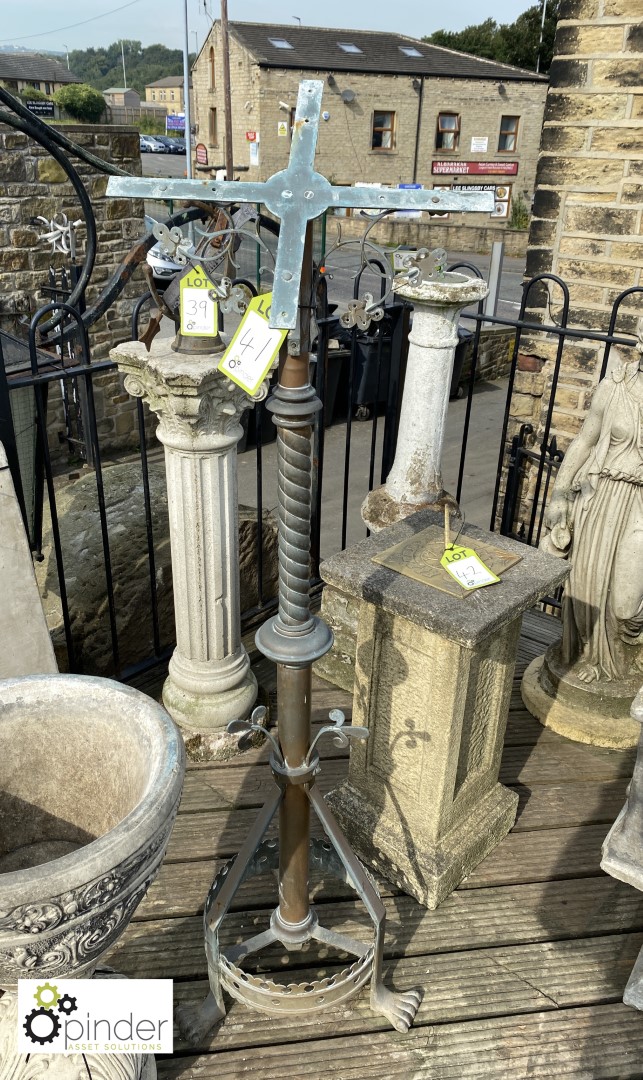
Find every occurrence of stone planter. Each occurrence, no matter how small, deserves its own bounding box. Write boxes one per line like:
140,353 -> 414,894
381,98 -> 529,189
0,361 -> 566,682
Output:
0,674 -> 184,983
0,673 -> 185,1078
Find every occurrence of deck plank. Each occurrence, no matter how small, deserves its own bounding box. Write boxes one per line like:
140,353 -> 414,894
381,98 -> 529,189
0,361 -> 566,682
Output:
157,1002 -> 643,1079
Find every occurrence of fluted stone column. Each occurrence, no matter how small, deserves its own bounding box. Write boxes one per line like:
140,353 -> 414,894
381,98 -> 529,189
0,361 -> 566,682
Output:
111,339 -> 259,744
362,272 -> 488,532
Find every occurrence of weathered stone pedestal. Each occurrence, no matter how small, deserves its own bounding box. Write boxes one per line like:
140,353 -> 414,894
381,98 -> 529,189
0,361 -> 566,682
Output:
361,272 -> 488,533
325,509 -> 568,908
601,687 -> 643,1008
111,339 -> 259,750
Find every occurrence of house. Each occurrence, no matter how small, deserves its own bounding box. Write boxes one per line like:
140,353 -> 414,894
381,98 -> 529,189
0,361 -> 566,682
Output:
0,52 -> 80,96
103,87 -> 141,109
144,75 -> 193,116
192,21 -> 548,228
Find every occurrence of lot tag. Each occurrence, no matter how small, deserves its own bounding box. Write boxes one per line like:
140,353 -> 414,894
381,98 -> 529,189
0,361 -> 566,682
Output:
180,264 -> 218,337
218,293 -> 287,395
440,544 -> 500,591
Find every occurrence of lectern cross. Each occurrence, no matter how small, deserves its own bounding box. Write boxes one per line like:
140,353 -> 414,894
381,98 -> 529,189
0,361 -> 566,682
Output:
107,80 -> 494,329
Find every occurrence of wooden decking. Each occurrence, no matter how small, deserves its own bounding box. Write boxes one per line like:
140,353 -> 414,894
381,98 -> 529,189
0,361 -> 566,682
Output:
112,611 -> 643,1078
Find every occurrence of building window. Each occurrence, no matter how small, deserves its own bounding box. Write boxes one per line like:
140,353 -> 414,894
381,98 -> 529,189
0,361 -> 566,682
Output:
151,90 -> 156,100
436,112 -> 460,151
399,46 -> 422,57
170,90 -> 175,101
338,42 -> 363,53
268,37 -> 294,49
44,82 -> 51,94
209,45 -> 215,88
160,90 -> 166,101
371,111 -> 396,150
209,107 -> 218,145
498,115 -> 519,152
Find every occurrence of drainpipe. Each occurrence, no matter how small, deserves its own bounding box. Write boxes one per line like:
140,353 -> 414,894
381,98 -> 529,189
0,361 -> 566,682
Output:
412,76 -> 424,183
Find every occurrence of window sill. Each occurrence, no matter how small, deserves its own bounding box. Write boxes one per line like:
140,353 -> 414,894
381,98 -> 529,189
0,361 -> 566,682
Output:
368,149 -> 399,155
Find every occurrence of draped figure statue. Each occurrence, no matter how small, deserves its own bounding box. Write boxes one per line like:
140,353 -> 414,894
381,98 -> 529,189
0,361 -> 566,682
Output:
522,342 -> 643,748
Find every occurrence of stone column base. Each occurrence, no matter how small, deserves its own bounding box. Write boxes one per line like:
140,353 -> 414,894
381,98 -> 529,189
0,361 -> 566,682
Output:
327,780 -> 518,910
361,486 -> 445,534
162,668 -> 258,754
521,655 -> 640,749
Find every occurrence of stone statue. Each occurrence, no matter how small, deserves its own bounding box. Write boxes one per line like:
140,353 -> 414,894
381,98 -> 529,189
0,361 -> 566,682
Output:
522,340 -> 643,747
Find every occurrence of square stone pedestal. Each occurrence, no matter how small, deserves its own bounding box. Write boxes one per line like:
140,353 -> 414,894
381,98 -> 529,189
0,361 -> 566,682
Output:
324,509 -> 568,909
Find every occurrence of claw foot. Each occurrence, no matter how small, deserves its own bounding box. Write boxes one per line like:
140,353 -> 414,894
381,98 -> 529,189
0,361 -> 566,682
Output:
175,991 -> 225,1045
371,984 -> 421,1033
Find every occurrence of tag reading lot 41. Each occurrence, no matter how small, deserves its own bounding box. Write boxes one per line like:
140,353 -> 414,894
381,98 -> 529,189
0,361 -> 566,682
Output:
440,544 -> 500,591
180,264 -> 218,337
218,293 -> 287,396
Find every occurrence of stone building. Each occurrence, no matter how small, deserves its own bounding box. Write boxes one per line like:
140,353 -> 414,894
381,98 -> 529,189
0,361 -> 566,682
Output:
144,75 -> 193,117
192,22 -> 548,232
0,53 -> 80,96
506,0 -> 643,491
103,87 -> 141,109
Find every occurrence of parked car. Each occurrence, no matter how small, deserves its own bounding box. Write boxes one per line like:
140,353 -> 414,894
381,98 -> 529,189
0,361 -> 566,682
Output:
155,135 -> 185,154
139,134 -> 166,153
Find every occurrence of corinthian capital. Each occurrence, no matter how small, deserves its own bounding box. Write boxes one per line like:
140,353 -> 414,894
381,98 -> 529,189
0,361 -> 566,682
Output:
111,339 -> 267,450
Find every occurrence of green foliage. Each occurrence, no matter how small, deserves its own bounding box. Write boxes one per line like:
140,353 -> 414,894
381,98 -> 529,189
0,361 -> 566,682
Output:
54,83 -> 106,123
17,86 -> 51,102
425,1 -> 560,73
67,41 -> 195,98
508,193 -> 530,230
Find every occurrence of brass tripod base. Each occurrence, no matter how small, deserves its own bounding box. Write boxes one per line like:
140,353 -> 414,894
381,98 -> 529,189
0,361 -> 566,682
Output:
176,784 -> 421,1042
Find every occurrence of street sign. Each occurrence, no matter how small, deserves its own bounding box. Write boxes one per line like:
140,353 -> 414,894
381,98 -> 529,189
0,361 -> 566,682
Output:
395,183 -> 423,220
25,100 -> 54,118
245,131 -> 257,142
166,114 -> 185,131
432,160 -> 519,176
195,143 -> 208,166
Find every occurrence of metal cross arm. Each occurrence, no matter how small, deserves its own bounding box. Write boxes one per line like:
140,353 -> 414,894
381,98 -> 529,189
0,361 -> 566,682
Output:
107,80 -> 494,329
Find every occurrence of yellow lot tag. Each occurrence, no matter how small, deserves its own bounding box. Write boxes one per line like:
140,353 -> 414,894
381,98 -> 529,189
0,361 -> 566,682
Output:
218,293 -> 287,396
179,264 -> 218,337
440,544 -> 500,591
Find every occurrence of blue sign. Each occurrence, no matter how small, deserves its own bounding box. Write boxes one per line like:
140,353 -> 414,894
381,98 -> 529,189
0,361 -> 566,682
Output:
166,114 -> 185,131
396,183 -> 423,219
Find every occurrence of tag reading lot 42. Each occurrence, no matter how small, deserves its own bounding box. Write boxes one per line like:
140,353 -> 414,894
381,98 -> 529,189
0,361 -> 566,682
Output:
440,544 -> 500,591
218,293 -> 287,396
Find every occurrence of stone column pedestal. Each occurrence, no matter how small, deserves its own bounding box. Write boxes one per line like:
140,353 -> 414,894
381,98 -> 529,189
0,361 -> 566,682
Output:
324,509 -> 568,909
111,339 -> 259,747
361,273 -> 488,533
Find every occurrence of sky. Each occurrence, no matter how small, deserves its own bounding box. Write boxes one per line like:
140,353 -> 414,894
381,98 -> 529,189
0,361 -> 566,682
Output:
0,0 -> 534,55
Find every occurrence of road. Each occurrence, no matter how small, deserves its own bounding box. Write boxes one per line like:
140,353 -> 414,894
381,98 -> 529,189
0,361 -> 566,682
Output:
140,152 -> 526,316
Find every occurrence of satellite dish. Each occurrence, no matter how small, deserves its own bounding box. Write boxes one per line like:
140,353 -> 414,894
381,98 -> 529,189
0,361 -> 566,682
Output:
341,88 -> 356,104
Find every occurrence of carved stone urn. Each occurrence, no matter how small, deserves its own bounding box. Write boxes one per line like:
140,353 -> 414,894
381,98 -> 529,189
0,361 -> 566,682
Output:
0,674 -> 185,1079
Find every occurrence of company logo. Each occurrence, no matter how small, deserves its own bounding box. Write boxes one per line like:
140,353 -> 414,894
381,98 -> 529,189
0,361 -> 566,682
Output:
18,979 -> 173,1055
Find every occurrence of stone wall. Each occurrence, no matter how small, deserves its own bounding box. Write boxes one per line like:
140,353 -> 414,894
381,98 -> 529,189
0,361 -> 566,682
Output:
193,25 -> 547,232
504,0 -> 643,520
0,123 -> 146,359
0,123 -> 150,463
334,216 -> 529,258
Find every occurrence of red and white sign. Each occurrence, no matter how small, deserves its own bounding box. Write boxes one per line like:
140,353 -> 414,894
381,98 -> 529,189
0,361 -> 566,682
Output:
245,130 -> 257,142
432,160 -> 519,176
195,143 -> 208,166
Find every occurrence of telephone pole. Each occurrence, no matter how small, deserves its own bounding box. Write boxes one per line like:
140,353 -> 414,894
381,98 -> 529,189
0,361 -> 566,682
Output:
220,0 -> 234,180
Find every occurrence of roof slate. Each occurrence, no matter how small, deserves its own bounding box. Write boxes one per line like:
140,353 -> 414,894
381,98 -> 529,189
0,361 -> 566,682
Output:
228,22 -> 547,82
145,75 -> 192,88
0,52 -> 80,84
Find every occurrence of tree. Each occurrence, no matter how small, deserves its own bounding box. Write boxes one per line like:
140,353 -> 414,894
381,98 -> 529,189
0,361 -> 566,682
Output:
54,83 -> 106,123
425,1 -> 560,73
67,41 -> 195,98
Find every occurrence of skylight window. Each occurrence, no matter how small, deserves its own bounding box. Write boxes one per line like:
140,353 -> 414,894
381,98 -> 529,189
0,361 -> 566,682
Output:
399,46 -> 423,57
338,42 -> 363,54
268,37 -> 294,49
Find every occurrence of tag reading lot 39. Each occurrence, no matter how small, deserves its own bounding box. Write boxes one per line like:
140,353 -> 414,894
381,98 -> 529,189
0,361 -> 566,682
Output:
218,293 -> 287,396
440,544 -> 500,591
180,264 -> 218,337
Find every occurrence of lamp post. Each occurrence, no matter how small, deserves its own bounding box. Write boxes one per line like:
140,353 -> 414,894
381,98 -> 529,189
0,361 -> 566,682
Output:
108,78 -> 493,1039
